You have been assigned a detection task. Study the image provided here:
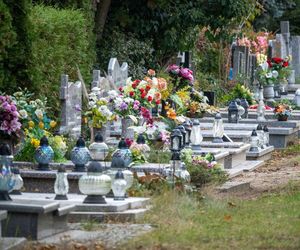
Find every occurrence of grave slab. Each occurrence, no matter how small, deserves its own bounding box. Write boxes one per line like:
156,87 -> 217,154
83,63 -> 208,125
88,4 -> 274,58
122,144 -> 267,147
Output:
246,146 -> 274,161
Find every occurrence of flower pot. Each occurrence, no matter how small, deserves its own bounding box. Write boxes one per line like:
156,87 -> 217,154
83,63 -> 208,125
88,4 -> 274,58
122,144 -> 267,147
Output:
121,118 -> 134,139
263,84 -> 275,103
277,115 -> 288,121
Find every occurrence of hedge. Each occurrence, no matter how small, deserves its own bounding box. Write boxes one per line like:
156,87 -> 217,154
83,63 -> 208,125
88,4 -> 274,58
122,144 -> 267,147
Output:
29,4 -> 96,115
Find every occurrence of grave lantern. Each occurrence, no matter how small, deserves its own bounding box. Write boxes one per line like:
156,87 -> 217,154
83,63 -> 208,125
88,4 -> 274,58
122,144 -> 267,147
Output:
170,129 -> 183,152
228,101 -> 239,123
136,134 -> 150,158
212,113 -> 224,143
0,144 -> 15,200
54,165 -> 69,200
183,121 -> 192,147
249,130 -> 259,152
89,133 -> 109,161
79,161 -> 111,204
240,98 -> 249,119
170,151 -> 182,170
235,99 -> 245,121
71,137 -> 91,172
263,125 -> 270,147
190,119 -> 203,150
294,89 -> 300,107
34,136 -> 54,171
256,124 -> 264,149
111,138 -> 132,169
11,167 -> 24,195
111,170 -> 127,201
176,125 -> 186,150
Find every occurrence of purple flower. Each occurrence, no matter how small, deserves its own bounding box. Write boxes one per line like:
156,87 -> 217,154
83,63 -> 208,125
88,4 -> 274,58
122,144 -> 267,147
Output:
74,104 -> 82,111
120,102 -> 128,111
167,64 -> 180,74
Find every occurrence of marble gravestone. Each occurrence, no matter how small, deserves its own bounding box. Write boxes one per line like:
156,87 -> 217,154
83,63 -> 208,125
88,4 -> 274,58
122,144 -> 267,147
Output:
59,74 -> 82,138
108,58 -> 128,88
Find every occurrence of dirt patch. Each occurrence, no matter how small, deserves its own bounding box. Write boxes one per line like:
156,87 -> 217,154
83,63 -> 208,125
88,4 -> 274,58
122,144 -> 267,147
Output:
215,150 -> 300,200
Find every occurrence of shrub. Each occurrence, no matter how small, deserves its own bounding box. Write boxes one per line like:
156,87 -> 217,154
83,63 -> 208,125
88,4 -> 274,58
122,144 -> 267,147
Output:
29,5 -> 96,115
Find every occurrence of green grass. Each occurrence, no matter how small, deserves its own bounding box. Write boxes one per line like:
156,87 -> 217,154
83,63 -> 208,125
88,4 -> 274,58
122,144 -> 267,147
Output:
120,182 -> 300,250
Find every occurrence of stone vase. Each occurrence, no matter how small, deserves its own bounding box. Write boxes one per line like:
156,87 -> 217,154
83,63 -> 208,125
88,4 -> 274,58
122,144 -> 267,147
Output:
121,118 -> 134,139
263,84 -> 275,103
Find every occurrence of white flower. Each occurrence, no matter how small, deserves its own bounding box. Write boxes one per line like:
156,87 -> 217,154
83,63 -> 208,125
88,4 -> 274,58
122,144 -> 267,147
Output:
126,77 -> 132,85
152,77 -> 158,86
99,105 -> 112,117
35,109 -> 43,119
92,87 -> 101,92
30,101 -> 37,107
88,101 -> 96,107
124,97 -> 134,103
272,70 -> 279,78
260,61 -> 269,71
266,72 -> 273,78
19,109 -> 28,118
108,90 -> 118,99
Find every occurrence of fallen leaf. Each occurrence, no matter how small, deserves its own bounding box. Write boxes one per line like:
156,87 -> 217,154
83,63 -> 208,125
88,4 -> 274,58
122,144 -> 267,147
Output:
224,215 -> 232,222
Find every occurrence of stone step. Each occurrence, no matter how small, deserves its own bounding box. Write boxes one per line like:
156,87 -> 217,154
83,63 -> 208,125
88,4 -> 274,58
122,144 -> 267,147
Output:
225,160 -> 264,178
69,208 -> 149,223
246,146 -> 274,161
0,237 -> 27,250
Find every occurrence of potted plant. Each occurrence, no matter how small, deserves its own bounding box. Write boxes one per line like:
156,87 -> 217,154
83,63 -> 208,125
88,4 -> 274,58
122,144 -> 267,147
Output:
274,103 -> 292,121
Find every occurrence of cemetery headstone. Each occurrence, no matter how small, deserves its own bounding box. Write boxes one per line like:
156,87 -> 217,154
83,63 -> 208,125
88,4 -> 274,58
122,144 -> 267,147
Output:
59,74 -> 82,138
108,58 -> 128,88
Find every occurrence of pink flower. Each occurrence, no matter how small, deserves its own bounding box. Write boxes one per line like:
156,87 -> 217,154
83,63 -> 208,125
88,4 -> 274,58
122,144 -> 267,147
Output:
167,64 -> 180,74
180,68 -> 194,82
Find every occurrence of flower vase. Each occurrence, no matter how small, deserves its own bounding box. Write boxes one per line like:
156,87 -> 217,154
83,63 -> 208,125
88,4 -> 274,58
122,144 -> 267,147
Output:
121,118 -> 134,139
263,84 -> 275,104
93,124 -> 109,141
277,115 -> 288,121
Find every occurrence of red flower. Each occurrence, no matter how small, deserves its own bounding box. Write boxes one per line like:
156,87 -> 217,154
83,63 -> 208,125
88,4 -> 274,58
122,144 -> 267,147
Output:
156,100 -> 161,105
283,61 -> 289,67
272,57 -> 283,64
146,85 -> 151,91
129,91 -> 134,97
139,88 -> 145,93
125,138 -> 133,147
119,87 -> 123,92
132,83 -> 138,89
147,96 -> 153,102
141,92 -> 146,99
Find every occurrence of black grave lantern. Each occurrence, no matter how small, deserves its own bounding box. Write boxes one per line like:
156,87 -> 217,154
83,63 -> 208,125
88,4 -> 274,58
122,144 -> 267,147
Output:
176,125 -> 186,150
170,129 -> 183,152
240,98 -> 250,119
182,121 -> 192,147
228,101 -> 239,123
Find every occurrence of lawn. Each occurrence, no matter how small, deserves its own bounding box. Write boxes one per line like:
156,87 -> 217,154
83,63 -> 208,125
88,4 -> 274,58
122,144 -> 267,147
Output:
120,182 -> 300,250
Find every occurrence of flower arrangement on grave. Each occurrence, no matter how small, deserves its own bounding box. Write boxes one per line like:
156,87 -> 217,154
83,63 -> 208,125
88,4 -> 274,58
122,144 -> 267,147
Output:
274,103 -> 292,121
237,32 -> 271,55
0,95 -> 21,139
181,151 -> 227,187
222,83 -> 255,105
12,91 -> 67,162
85,87 -> 115,128
256,55 -> 291,85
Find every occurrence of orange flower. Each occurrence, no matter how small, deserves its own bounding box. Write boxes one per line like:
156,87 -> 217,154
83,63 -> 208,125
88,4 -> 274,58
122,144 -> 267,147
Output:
144,76 -> 153,85
157,78 -> 167,91
147,69 -> 156,76
167,108 -> 176,120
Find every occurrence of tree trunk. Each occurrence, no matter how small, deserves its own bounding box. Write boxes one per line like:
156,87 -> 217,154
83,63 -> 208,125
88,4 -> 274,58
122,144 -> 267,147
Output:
95,0 -> 112,42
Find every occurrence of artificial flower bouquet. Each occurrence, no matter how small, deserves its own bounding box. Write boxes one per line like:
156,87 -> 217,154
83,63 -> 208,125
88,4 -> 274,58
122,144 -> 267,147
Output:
274,103 -> 292,121
0,95 -> 21,138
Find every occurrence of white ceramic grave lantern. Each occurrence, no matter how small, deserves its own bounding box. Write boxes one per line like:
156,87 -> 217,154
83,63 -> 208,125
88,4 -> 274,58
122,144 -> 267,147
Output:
263,125 -> 270,147
54,165 -> 69,200
236,99 -> 245,121
179,162 -> 191,183
89,133 -> 109,161
294,89 -> 300,107
11,167 -> 24,195
256,124 -> 264,149
112,170 -> 127,200
249,130 -> 259,152
190,119 -> 203,150
212,113 -> 224,143
240,98 -> 249,119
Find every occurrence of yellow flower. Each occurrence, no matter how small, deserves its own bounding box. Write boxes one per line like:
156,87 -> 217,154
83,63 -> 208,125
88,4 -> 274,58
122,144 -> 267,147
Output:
28,121 -> 35,129
50,120 -> 57,128
38,122 -> 44,129
176,89 -> 190,102
167,108 -> 177,120
31,138 -> 40,148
